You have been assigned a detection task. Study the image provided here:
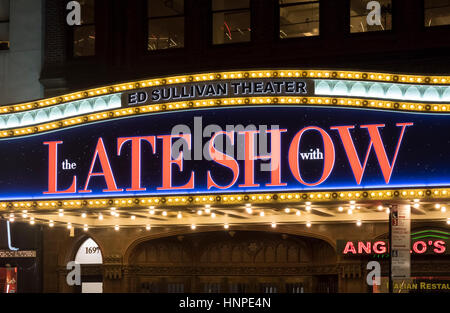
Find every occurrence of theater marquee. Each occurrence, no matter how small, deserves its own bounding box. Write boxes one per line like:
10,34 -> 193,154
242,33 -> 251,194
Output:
0,69 -> 449,210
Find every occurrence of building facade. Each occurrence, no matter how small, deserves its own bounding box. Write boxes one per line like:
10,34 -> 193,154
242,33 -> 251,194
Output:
1,0 -> 450,293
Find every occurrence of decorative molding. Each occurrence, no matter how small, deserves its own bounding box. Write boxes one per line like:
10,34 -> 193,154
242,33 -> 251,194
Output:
126,264 -> 338,276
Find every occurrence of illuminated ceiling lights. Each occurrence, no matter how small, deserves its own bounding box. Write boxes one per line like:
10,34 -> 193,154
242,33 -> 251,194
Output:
306,222 -> 312,228
146,225 -> 151,231
191,224 -> 196,230
114,225 -> 120,231
356,220 -> 362,227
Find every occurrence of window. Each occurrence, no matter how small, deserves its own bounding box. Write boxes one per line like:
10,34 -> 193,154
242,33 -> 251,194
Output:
167,283 -> 184,293
203,282 -> 221,293
229,282 -> 248,293
286,283 -> 304,293
425,0 -> 450,27
212,0 -> 251,45
260,283 -> 278,293
279,0 -> 319,38
73,0 -> 95,57
147,0 -> 184,50
350,0 -> 392,33
0,0 -> 9,50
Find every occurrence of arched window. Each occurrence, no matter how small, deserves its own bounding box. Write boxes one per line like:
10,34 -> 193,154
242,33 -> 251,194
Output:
74,238 -> 103,293
75,238 -> 103,264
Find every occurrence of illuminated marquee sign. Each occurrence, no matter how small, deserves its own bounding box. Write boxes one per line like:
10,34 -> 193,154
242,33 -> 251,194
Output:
124,79 -> 312,105
337,230 -> 450,255
0,70 -> 449,201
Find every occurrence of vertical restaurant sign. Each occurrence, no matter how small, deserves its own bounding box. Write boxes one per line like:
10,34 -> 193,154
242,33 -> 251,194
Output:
391,205 -> 411,279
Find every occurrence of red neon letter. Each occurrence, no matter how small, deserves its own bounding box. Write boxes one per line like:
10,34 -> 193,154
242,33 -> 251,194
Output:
413,241 -> 427,254
373,241 -> 387,254
157,134 -> 194,190
358,241 -> 372,254
288,126 -> 335,186
343,242 -> 357,254
117,136 -> 156,191
80,138 -> 122,193
433,240 -> 446,254
331,123 -> 413,184
238,129 -> 287,188
43,141 -> 77,194
207,131 -> 239,189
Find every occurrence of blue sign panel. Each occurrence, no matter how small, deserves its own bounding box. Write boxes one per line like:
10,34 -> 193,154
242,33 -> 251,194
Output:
0,106 -> 448,200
